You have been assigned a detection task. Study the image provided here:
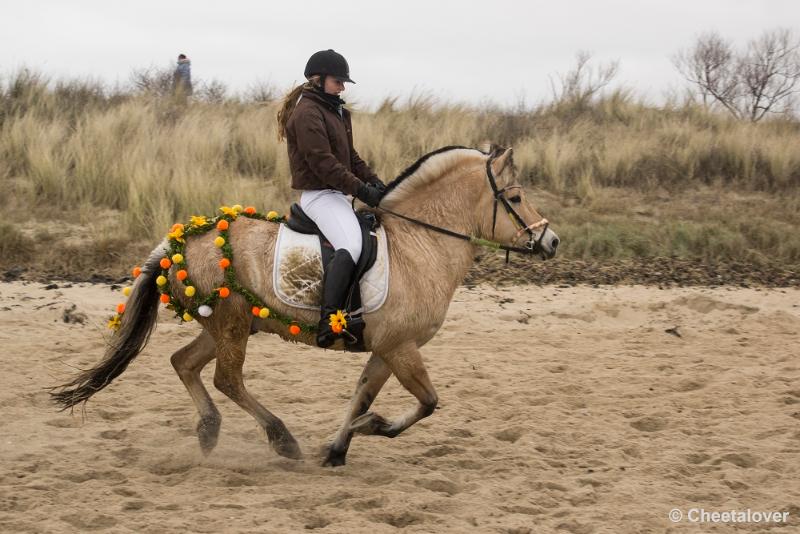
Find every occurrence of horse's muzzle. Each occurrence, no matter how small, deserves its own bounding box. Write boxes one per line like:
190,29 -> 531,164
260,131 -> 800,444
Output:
530,227 -> 559,260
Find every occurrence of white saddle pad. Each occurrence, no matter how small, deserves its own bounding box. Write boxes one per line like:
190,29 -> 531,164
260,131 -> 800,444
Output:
272,224 -> 389,312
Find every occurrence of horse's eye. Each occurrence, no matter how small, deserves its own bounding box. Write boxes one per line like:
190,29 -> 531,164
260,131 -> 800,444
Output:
509,195 -> 522,203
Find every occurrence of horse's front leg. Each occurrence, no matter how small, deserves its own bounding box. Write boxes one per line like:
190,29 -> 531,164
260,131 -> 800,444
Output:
322,353 -> 392,467
349,342 -> 438,439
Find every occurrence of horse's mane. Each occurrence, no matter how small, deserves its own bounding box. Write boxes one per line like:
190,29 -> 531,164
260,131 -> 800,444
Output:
381,145 -> 487,207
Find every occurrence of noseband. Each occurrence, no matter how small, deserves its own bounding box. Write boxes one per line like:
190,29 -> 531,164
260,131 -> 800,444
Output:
376,154 -> 550,258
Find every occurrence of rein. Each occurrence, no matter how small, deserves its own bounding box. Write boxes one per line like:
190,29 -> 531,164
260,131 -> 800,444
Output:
376,155 -> 550,258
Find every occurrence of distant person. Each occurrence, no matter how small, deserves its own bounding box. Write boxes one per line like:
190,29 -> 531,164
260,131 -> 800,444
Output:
172,53 -> 192,97
277,49 -> 385,348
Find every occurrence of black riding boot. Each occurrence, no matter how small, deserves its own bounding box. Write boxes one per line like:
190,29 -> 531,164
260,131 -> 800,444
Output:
317,249 -> 356,348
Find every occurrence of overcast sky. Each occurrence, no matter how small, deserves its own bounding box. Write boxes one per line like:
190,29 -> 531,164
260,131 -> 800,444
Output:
2,0 -> 798,108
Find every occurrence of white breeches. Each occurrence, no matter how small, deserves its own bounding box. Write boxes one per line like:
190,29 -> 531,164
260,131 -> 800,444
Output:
300,189 -> 362,264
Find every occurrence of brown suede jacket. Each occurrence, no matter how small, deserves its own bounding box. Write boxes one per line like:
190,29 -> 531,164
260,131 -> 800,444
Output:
286,89 -> 380,196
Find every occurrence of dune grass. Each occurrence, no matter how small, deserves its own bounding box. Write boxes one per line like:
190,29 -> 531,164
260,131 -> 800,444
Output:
0,69 -> 798,276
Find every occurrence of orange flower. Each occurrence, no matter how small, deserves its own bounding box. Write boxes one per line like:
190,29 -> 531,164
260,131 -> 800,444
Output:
219,258 -> 230,269
289,324 -> 301,336
116,303 -> 126,314
217,219 -> 229,231
251,306 -> 260,316
159,293 -> 170,304
176,269 -> 188,281
132,266 -> 142,278
218,287 -> 230,298
160,258 -> 172,269
244,206 -> 256,215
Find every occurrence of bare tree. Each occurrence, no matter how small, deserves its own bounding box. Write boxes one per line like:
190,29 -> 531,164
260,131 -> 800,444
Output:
550,51 -> 619,108
738,28 -> 800,121
673,32 -> 740,116
674,28 -> 800,121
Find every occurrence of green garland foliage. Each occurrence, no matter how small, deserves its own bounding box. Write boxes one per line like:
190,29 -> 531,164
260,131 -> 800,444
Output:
113,206 -> 317,335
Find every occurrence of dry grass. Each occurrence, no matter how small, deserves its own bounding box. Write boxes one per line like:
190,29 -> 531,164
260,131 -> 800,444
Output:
1,70 -> 798,275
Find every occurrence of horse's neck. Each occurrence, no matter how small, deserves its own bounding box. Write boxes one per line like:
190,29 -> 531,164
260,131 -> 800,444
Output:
385,216 -> 476,299
384,171 -> 482,237
382,178 -> 482,296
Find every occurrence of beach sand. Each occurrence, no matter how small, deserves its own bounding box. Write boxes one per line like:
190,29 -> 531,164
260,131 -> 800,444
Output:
1,281 -> 798,533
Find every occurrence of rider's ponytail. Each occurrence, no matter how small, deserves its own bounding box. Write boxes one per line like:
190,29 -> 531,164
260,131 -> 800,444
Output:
277,76 -> 320,141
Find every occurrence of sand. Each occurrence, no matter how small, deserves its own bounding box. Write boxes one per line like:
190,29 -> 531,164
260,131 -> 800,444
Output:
0,281 -> 798,533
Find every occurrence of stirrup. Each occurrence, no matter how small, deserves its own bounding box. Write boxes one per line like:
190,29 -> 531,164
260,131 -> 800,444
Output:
316,309 -> 355,348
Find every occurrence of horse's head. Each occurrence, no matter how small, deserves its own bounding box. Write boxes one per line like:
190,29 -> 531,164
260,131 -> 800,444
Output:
381,145 -> 558,259
477,146 -> 559,259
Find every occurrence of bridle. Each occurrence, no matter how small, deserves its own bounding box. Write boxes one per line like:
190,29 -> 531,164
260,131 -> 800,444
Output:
376,154 -> 551,259
483,157 -> 550,256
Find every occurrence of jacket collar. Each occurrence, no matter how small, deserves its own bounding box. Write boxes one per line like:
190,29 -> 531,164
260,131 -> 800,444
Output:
302,88 -> 346,115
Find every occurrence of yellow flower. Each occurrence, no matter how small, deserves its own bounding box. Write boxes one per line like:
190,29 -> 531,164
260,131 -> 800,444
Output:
182,311 -> 193,322
167,225 -> 185,243
213,236 -> 225,248
219,206 -> 240,218
329,310 -> 348,330
189,215 -> 208,227
107,314 -> 122,330
266,210 -> 279,220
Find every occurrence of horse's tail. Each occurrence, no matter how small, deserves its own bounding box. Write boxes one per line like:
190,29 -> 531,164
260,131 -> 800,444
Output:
51,240 -> 168,410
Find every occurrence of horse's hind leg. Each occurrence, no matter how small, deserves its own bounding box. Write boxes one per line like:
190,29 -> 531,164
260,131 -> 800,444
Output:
170,330 -> 220,454
211,318 -> 302,460
350,342 -> 438,439
323,353 -> 392,467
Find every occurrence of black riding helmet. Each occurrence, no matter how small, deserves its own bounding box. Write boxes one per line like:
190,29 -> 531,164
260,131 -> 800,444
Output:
304,49 -> 355,84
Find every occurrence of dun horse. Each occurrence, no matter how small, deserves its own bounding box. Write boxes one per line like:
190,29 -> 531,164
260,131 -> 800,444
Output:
52,145 -> 559,466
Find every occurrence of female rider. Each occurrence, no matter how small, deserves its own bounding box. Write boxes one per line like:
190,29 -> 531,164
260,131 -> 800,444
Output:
277,49 -> 385,348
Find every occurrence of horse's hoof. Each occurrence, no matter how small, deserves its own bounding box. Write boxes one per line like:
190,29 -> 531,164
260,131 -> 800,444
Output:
322,445 -> 348,467
273,435 -> 303,460
349,412 -> 394,436
197,415 -> 221,455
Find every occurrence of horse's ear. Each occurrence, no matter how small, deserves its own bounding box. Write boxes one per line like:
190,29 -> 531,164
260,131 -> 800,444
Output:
478,141 -> 508,156
490,147 -> 514,176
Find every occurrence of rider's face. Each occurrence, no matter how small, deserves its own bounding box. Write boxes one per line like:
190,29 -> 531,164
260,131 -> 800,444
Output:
323,77 -> 345,96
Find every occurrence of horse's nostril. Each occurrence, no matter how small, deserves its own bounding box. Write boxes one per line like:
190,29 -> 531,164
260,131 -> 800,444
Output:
551,238 -> 559,249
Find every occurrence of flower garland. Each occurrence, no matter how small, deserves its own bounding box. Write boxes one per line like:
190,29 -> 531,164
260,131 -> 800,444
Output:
108,204 -> 315,337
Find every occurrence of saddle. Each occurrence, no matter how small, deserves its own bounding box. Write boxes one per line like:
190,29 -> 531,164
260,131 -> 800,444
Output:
286,203 -> 379,351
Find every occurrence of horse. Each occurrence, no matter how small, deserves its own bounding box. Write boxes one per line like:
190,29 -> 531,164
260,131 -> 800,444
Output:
51,145 -> 560,467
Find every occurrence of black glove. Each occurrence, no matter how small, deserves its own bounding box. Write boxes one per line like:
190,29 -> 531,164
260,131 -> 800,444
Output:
372,179 -> 387,194
356,182 -> 383,208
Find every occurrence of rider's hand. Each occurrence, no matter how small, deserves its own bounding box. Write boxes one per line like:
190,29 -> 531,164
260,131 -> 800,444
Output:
356,182 -> 383,208
372,179 -> 387,194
